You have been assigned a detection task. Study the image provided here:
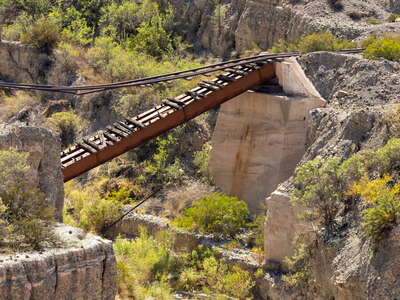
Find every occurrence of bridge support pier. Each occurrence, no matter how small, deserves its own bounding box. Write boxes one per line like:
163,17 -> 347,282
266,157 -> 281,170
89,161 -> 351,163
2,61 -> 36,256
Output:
210,57 -> 326,262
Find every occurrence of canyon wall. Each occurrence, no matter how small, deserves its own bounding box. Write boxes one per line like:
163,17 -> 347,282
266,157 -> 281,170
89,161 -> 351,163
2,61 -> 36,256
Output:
258,52 -> 400,300
165,0 -> 400,56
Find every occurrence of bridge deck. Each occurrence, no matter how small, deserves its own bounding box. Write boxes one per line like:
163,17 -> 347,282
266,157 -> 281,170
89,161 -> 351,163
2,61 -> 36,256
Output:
61,61 -> 277,182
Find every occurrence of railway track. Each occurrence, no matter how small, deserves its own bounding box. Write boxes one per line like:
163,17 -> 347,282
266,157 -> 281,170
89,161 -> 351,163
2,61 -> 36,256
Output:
0,49 -> 364,181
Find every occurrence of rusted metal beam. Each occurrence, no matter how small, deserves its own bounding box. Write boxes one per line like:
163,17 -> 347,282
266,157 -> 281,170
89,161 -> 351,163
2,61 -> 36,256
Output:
62,63 -> 275,182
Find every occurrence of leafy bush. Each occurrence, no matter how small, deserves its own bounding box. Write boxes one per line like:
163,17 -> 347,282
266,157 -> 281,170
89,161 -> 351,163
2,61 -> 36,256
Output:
292,158 -> 343,231
114,232 -> 255,299
193,142 -> 212,182
282,237 -> 313,289
114,229 -> 175,299
0,149 -> 55,251
1,91 -> 39,120
46,112 -> 85,147
366,18 -> 381,25
363,34 -> 400,61
388,13 -> 400,22
173,192 -> 250,238
104,187 -> 137,205
349,175 -> 400,243
269,32 -> 355,54
3,13 -> 61,52
177,245 -> 255,299
292,138 -> 400,245
143,135 -> 186,187
63,180 -> 123,234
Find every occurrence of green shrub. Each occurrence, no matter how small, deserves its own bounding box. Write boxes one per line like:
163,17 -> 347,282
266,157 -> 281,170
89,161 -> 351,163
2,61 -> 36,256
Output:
177,245 -> 255,299
292,158 -> 343,231
173,192 -> 250,238
63,180 -> 124,234
2,91 -> 39,120
292,138 -> 400,246
47,112 -> 85,147
388,13 -> 400,22
269,32 -> 355,54
20,16 -> 61,52
282,238 -> 313,289
0,149 -> 55,251
366,18 -> 381,25
193,142 -> 212,182
114,229 -> 175,299
143,135 -> 186,186
349,175 -> 400,243
363,35 -> 400,61
104,187 -> 136,205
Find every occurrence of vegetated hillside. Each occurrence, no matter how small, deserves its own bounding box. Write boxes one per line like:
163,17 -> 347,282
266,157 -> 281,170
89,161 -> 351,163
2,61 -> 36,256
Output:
0,0 -> 399,299
162,0 -> 400,56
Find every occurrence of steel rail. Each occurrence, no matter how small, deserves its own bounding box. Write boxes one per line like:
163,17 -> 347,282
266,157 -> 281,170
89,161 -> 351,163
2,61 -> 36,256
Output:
0,52 -> 298,94
0,49 -> 364,95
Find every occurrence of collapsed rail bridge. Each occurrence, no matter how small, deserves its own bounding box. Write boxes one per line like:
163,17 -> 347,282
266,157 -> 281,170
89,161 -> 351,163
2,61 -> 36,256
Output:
0,49 -> 363,182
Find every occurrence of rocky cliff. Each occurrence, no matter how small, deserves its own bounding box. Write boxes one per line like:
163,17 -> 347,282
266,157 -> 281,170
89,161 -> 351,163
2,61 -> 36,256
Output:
261,52 -> 400,299
0,224 -> 117,300
165,0 -> 400,56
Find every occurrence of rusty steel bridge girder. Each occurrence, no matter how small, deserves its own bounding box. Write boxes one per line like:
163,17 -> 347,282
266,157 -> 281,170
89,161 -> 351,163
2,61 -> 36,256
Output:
62,63 -> 276,182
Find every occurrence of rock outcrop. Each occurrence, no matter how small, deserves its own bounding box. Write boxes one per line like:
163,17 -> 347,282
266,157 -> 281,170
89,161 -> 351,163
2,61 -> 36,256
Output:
0,125 -> 64,220
0,224 -> 117,300
261,52 -> 400,299
166,0 -> 400,56
0,40 -> 77,87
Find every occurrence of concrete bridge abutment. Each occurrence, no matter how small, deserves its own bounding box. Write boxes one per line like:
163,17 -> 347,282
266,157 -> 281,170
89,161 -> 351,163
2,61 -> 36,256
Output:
209,57 -> 326,262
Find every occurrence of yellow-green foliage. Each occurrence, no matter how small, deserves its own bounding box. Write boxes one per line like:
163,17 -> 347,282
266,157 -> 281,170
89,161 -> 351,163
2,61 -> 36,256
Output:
269,32 -> 355,54
114,229 -> 175,299
383,105 -> 400,136
292,157 -> 343,231
193,142 -> 212,182
0,149 -> 55,251
143,135 -> 186,186
3,13 -> 61,52
363,34 -> 400,61
388,13 -> 400,22
173,192 -> 250,238
292,138 -> 400,245
114,232 -> 255,300
64,180 -> 124,234
47,112 -> 85,147
349,175 -> 400,243
282,240 -> 312,289
1,91 -> 39,120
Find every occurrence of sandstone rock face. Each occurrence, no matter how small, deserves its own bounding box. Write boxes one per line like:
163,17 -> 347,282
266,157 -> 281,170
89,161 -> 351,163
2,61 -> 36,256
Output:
0,224 -> 117,300
0,125 -> 64,220
166,0 -> 400,56
210,59 -> 325,213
